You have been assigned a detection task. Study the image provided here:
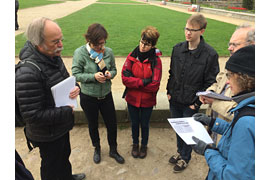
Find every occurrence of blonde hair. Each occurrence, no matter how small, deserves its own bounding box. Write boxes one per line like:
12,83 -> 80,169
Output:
140,26 -> 160,46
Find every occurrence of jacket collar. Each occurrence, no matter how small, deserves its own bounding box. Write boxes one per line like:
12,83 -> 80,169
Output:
181,36 -> 205,58
19,41 -> 60,67
230,92 -> 255,113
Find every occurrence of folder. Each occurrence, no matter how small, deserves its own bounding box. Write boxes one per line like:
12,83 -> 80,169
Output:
51,76 -> 78,108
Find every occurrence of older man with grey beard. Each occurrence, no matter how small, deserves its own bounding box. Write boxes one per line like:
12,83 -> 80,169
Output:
15,17 -> 85,180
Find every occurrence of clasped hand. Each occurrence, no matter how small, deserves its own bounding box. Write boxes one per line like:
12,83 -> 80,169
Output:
95,71 -> 111,83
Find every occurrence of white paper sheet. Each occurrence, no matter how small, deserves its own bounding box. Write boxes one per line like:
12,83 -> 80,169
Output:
51,76 -> 78,108
168,117 -> 213,145
196,91 -> 232,101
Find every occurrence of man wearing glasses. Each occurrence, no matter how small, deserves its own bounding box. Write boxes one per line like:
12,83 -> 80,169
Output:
15,17 -> 85,180
199,24 -> 255,125
166,13 -> 219,173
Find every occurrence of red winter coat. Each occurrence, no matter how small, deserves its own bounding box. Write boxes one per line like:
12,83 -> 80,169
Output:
122,49 -> 162,108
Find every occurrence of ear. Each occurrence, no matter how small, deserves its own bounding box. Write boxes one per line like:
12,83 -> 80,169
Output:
200,29 -> 205,35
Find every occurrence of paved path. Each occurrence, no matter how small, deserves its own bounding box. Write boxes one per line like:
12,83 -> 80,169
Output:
15,0 -> 97,36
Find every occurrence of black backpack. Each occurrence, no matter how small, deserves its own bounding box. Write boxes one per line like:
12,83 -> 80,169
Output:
15,60 -> 44,127
229,105 -> 255,136
15,150 -> 34,180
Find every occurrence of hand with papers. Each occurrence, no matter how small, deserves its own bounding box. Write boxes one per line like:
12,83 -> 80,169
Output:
69,86 -> 80,99
191,136 -> 210,155
51,76 -> 78,108
196,91 -> 232,102
168,117 -> 213,145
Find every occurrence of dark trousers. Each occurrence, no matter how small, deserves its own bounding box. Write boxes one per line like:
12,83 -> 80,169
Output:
15,6 -> 19,28
127,104 -> 153,146
169,101 -> 198,163
80,92 -> 117,148
31,133 -> 73,180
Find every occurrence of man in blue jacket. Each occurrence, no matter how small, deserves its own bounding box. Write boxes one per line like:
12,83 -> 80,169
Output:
192,45 -> 255,179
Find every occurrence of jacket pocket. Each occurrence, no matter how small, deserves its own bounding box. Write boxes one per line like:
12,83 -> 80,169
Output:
183,85 -> 199,104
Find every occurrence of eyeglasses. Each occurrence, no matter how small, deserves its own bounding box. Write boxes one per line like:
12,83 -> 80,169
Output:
139,40 -> 152,47
184,27 -> 203,33
226,72 -> 234,79
228,42 -> 245,48
50,38 -> 64,45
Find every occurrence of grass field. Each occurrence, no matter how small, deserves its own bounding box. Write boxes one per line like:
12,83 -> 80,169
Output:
18,0 -> 64,9
15,3 -> 236,56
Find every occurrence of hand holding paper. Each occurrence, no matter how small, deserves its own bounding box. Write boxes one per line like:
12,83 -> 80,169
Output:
51,76 -> 78,108
69,86 -> 80,99
168,117 -> 213,145
196,91 -> 232,101
191,136 -> 209,155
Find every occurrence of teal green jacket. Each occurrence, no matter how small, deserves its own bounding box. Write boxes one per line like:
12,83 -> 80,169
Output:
72,45 -> 117,97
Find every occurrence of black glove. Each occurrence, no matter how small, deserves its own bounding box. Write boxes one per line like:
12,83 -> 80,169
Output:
123,69 -> 133,77
191,136 -> 209,155
142,78 -> 152,86
192,136 -> 218,155
192,113 -> 215,128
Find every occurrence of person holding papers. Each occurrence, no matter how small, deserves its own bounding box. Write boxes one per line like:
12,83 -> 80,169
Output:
15,17 -> 85,180
72,23 -> 125,164
199,24 -> 255,122
192,45 -> 255,180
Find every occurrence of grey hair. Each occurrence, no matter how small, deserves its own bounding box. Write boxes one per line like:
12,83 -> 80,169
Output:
24,17 -> 52,46
236,23 -> 255,44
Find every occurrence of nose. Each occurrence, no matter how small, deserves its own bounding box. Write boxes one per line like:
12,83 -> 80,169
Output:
228,45 -> 233,51
57,40 -> 63,47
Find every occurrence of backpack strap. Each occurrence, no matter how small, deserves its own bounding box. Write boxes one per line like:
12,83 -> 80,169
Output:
230,105 -> 255,136
15,60 -> 44,152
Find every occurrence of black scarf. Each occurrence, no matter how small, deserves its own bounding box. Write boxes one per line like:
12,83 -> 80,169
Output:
131,46 -> 156,63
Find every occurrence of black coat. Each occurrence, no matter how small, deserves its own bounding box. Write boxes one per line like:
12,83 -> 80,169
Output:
166,36 -> 219,106
15,41 -> 74,142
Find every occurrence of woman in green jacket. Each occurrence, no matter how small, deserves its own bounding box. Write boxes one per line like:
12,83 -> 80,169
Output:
72,23 -> 124,164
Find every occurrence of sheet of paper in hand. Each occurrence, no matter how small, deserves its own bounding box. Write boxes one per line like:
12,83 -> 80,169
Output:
196,91 -> 232,101
168,117 -> 213,145
51,76 -> 78,108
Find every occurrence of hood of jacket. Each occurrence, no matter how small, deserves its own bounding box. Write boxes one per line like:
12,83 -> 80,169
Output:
230,92 -> 255,113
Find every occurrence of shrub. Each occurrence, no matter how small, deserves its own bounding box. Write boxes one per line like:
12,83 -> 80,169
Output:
243,0 -> 254,10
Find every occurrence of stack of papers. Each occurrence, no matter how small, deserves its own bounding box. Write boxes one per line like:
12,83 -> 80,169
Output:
51,76 -> 78,108
168,117 -> 213,145
196,91 -> 232,101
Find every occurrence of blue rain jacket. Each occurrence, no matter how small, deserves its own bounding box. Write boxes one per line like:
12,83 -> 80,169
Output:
205,95 -> 255,180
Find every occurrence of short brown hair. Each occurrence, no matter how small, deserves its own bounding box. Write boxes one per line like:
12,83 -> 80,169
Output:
187,13 -> 207,29
85,23 -> 108,45
141,26 -> 160,46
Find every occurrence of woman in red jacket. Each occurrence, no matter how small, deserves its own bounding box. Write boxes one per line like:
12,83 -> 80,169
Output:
122,26 -> 162,159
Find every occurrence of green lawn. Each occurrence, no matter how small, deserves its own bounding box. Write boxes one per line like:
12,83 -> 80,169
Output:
15,3 -> 236,56
18,0 -> 64,9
